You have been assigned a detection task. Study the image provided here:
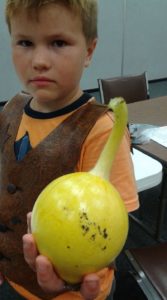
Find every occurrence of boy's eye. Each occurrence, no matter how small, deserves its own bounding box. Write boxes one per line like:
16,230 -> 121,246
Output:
17,40 -> 33,47
52,40 -> 67,47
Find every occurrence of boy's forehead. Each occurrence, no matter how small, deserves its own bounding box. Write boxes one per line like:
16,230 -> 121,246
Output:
11,2 -> 78,23
7,1 -> 97,44
10,3 -> 84,37
10,2 -> 78,15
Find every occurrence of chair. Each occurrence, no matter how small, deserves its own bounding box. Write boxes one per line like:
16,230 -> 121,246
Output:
125,243 -> 167,300
98,72 -> 149,104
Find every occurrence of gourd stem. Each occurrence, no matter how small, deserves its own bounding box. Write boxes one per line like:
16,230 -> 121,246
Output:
90,98 -> 128,181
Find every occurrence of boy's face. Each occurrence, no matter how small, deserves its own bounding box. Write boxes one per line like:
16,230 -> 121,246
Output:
10,4 -> 97,111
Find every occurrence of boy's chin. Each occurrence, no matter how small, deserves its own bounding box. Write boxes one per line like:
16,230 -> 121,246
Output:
31,90 -> 57,102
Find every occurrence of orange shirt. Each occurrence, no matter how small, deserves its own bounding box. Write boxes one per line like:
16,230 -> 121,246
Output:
11,97 -> 139,300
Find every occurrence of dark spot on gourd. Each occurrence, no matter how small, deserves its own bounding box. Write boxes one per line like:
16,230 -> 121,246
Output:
79,212 -> 109,240
101,246 -> 107,251
80,212 -> 89,221
81,224 -> 90,235
97,225 -> 102,235
103,228 -> 108,239
90,234 -> 96,241
97,226 -> 108,239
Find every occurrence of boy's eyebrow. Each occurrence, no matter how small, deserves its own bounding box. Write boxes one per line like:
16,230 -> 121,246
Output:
12,32 -> 73,40
11,33 -> 32,39
45,33 -> 72,39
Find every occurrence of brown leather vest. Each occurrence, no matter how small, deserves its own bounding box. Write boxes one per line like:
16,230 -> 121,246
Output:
0,93 -> 108,299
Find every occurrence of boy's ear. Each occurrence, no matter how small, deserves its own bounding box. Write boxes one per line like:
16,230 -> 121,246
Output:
84,38 -> 97,68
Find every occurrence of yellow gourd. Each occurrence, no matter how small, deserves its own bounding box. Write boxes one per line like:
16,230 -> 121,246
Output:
31,98 -> 129,284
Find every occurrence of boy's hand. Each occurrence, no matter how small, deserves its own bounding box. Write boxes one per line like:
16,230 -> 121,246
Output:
23,214 -> 100,299
0,272 -> 4,285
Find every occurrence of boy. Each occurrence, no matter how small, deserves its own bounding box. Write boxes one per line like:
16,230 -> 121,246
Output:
0,0 -> 139,299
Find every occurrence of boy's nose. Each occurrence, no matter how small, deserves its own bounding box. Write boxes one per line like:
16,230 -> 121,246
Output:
32,47 -> 51,71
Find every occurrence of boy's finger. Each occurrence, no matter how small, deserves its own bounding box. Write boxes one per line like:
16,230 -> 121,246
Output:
81,274 -> 100,300
27,212 -> 32,233
22,233 -> 38,271
0,272 -> 4,285
36,255 -> 64,293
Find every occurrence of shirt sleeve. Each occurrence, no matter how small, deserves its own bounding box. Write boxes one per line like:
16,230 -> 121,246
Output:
77,111 -> 139,213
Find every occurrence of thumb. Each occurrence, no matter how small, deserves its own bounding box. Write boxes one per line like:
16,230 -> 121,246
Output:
80,274 -> 100,300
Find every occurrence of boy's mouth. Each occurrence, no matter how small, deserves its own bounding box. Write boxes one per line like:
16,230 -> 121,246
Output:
30,76 -> 55,82
29,77 -> 55,87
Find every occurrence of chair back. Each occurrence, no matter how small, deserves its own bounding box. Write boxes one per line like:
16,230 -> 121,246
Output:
98,72 -> 149,104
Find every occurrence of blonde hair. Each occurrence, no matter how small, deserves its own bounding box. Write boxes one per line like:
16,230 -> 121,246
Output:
5,0 -> 98,43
